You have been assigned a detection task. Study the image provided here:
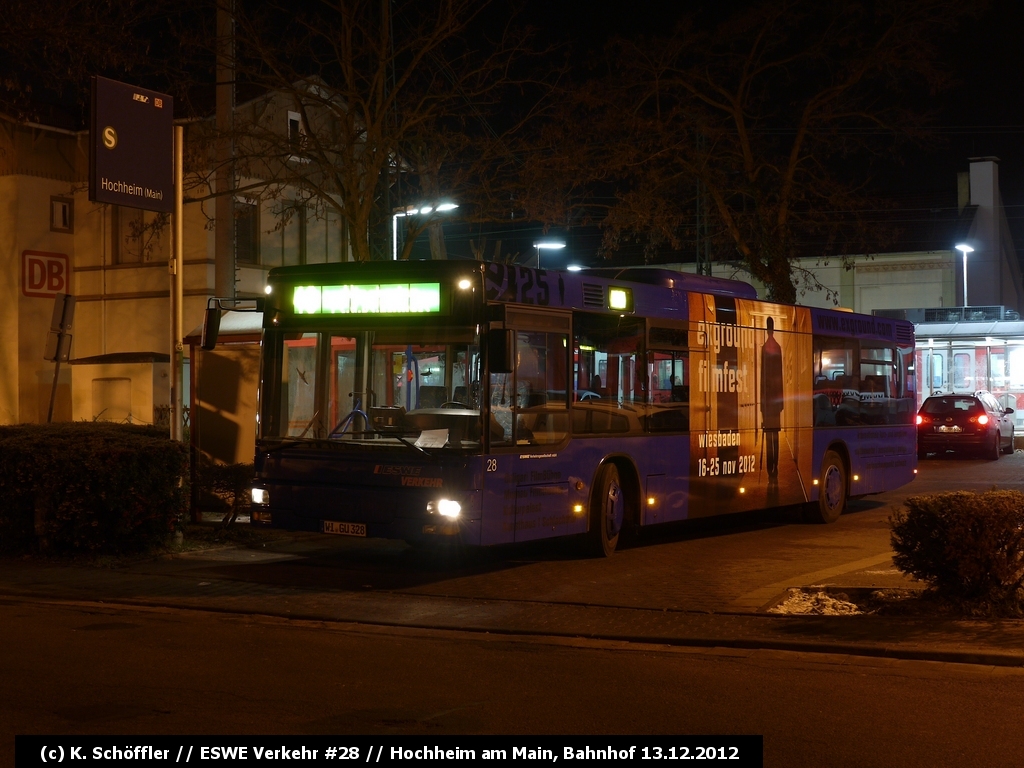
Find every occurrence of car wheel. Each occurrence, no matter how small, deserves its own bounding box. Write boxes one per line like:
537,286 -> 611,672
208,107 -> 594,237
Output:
989,432 -> 1001,461
808,449 -> 846,524
590,463 -> 624,557
1003,427 -> 1015,454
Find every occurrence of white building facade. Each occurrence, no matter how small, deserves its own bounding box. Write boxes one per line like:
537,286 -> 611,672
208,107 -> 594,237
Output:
0,107 -> 349,432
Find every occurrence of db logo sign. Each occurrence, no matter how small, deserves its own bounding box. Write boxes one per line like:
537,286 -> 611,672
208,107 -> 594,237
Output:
22,251 -> 69,298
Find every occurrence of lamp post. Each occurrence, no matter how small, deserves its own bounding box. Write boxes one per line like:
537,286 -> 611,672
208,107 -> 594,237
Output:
393,202 -> 458,260
533,239 -> 566,269
955,243 -> 974,307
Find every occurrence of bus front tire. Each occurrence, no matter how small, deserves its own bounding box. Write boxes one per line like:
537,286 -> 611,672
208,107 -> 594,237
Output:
590,463 -> 624,557
809,450 -> 847,524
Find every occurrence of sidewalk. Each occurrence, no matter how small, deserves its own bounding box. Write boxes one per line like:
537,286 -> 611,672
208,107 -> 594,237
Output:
2,537 -> 1024,668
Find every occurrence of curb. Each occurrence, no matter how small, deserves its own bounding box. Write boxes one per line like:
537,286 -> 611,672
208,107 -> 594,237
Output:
3,587 -> 1023,669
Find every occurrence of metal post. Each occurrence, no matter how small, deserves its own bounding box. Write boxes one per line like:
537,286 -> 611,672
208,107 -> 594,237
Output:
215,0 -> 235,296
170,125 -> 185,441
963,251 -> 969,308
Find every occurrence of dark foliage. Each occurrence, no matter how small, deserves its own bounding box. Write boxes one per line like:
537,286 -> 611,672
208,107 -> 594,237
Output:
197,461 -> 253,525
0,423 -> 188,555
890,491 -> 1024,615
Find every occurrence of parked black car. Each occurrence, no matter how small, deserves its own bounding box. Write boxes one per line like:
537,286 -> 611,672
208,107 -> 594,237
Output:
917,391 -> 1015,459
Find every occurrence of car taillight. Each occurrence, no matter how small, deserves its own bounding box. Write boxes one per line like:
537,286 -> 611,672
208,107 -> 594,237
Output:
916,415 -> 924,425
977,414 -> 990,425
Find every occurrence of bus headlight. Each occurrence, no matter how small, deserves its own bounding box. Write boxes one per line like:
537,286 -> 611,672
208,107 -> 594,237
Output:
252,487 -> 269,505
427,498 -> 461,518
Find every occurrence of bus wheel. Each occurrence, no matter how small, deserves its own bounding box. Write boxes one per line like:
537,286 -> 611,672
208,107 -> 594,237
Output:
590,463 -> 624,556
810,450 -> 847,524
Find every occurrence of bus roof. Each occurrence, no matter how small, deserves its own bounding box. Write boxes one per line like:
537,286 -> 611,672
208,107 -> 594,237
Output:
580,267 -> 757,299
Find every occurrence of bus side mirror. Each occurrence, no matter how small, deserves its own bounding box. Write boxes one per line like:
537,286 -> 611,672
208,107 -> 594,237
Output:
201,305 -> 221,350
487,328 -> 515,374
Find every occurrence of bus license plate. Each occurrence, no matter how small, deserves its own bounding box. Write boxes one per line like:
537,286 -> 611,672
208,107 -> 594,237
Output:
322,520 -> 367,537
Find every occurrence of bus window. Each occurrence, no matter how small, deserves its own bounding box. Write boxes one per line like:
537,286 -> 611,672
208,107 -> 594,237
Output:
860,344 -> 898,425
813,336 -> 857,426
860,346 -> 896,396
573,313 -> 645,436
330,335 -> 357,430
647,350 -> 688,432
491,331 -> 569,446
277,333 -> 320,436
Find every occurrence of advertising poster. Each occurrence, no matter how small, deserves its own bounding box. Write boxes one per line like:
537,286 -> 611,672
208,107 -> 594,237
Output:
688,295 -> 813,515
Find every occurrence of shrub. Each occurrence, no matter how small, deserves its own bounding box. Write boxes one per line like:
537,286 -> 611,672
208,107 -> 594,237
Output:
197,461 -> 253,524
890,490 -> 1024,615
0,422 -> 189,556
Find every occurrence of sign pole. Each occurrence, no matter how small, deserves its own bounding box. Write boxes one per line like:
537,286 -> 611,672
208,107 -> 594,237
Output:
171,125 -> 185,441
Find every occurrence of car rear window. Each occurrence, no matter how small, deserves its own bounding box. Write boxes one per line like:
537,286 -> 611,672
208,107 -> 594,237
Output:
921,397 -> 981,415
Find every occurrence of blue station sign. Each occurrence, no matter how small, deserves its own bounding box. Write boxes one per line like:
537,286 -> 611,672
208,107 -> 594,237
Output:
89,76 -> 173,213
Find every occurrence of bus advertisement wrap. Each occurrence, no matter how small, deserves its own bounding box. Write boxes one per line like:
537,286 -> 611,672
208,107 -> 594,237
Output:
689,296 -> 813,515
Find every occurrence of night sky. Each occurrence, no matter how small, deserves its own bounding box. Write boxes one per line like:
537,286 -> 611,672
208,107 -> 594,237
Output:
436,0 -> 1024,268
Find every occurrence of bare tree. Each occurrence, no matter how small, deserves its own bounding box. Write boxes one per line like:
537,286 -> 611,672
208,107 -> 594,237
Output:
530,0 -> 973,301
0,0 -> 200,121
187,0 -> 543,263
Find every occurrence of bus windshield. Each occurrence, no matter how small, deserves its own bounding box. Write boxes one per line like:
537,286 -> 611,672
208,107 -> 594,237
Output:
262,327 -> 483,450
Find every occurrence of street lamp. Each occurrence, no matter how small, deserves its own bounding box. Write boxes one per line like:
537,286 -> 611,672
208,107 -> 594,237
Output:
955,243 -> 974,306
533,239 -> 566,269
393,202 -> 459,260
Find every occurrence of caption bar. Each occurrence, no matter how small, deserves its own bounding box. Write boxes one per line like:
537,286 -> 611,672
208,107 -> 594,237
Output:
17,737 -> 762,768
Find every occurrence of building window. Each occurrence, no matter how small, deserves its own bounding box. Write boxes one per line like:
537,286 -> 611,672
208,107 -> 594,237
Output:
50,197 -> 74,233
112,206 -> 167,264
235,199 -> 259,264
288,110 -> 307,158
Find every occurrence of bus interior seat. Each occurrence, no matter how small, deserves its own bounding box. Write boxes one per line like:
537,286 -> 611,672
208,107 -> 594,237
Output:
863,374 -> 887,394
527,391 -> 548,407
418,386 -> 446,408
453,386 -> 468,404
813,393 -> 837,426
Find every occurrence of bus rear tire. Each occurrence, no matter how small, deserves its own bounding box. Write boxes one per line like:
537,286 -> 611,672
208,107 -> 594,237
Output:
808,449 -> 847,524
590,463 -> 624,557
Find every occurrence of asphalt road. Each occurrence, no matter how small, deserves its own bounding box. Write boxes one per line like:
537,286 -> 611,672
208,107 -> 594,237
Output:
116,451 -> 1024,615
4,452 -> 1024,768
3,598 -> 1024,768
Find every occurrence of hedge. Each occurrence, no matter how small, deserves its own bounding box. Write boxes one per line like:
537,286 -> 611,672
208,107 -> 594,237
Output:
890,490 -> 1024,615
0,422 -> 189,555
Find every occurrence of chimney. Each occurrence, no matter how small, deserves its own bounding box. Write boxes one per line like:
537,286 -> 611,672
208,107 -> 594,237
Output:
957,172 -> 969,213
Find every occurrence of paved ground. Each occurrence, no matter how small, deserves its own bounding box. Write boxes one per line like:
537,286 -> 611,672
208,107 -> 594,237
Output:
2,451 -> 1024,666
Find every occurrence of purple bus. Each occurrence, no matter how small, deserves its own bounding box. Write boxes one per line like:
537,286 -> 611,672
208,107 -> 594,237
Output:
244,261 -> 917,555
